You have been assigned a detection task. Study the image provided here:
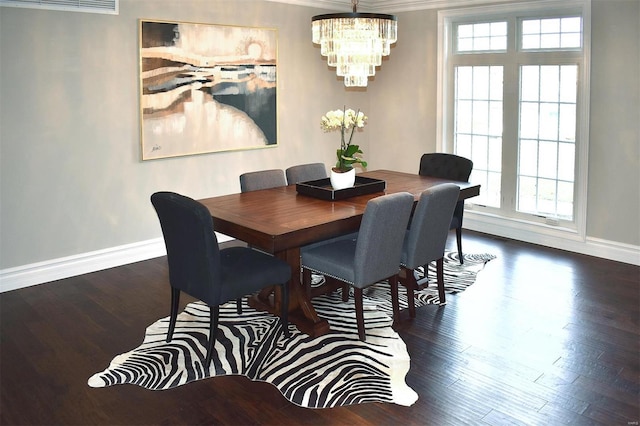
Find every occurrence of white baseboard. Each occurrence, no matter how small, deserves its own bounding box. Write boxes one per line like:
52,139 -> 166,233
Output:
464,213 -> 640,266
581,236 -> 640,266
1,228 -> 636,294
0,233 -> 233,293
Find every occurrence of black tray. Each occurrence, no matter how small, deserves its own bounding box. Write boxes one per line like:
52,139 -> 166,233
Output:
296,176 -> 386,200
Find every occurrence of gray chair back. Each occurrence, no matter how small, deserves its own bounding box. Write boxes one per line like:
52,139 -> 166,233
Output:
300,191 -> 414,340
301,192 -> 414,288
286,163 -> 327,184
352,192 -> 415,288
401,184 -> 460,270
240,169 -> 286,192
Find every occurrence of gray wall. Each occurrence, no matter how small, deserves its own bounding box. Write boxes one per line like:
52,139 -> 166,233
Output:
0,0 -> 368,269
586,0 -> 640,245
1,0 -> 638,272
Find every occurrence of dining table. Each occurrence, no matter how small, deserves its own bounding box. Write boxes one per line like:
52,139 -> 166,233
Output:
198,169 -> 480,337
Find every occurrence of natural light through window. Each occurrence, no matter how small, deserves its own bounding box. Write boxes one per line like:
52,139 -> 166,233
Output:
457,21 -> 507,52
522,17 -> 582,50
441,1 -> 588,231
518,65 -> 577,219
455,66 -> 503,207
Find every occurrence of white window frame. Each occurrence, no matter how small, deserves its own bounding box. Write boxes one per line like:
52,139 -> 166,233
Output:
437,0 -> 591,246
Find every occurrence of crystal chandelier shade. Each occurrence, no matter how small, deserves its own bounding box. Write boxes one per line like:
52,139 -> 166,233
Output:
312,7 -> 397,87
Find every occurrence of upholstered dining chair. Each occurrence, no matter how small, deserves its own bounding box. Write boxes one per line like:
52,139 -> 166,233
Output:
419,153 -> 473,263
239,169 -> 287,192
285,163 -> 328,184
151,191 -> 291,367
398,184 -> 460,318
301,192 -> 414,341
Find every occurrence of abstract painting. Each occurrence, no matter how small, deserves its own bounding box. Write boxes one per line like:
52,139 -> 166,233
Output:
139,20 -> 278,160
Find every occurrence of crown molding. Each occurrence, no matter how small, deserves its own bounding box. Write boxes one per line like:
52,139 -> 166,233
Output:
262,0 -> 523,13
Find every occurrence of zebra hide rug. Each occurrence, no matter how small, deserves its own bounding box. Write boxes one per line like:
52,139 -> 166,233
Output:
88,252 -> 494,409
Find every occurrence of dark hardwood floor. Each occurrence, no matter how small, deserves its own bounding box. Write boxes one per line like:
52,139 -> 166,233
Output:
1,231 -> 638,425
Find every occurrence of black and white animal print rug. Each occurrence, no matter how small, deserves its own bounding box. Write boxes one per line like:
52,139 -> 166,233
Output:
88,252 -> 494,408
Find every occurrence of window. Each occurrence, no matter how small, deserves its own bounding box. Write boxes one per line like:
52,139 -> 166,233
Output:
518,64 -> 577,219
457,22 -> 508,52
521,17 -> 582,49
439,0 -> 590,237
454,65 -> 503,208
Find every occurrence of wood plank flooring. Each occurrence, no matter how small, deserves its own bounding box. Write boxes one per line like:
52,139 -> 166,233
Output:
1,231 -> 638,425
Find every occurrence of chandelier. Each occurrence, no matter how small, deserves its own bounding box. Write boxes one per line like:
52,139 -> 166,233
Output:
311,0 -> 397,87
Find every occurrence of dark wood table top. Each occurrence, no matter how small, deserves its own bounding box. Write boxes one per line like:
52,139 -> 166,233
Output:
198,169 -> 480,254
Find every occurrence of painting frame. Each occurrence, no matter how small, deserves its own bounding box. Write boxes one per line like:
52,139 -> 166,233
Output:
138,19 -> 278,161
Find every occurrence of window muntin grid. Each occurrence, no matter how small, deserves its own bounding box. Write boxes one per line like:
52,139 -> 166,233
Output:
521,17 -> 582,50
454,66 -> 504,208
456,21 -> 508,52
517,65 -> 578,219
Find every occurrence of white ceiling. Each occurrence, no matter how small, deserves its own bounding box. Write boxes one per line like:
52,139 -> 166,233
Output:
263,0 -> 514,13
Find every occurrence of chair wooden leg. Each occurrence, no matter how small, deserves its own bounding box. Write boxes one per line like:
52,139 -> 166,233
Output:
281,282 -> 290,337
456,226 -> 464,264
302,268 -> 312,299
166,287 -> 180,342
436,257 -> 446,304
342,283 -> 349,302
399,266 -> 418,319
236,298 -> 242,314
354,287 -> 366,341
407,286 -> 416,318
205,305 -> 219,368
390,275 -> 400,323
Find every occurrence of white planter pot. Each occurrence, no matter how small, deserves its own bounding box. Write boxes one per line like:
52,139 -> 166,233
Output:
330,168 -> 356,190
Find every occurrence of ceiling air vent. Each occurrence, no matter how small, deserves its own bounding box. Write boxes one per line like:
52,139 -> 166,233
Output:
0,0 -> 118,15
